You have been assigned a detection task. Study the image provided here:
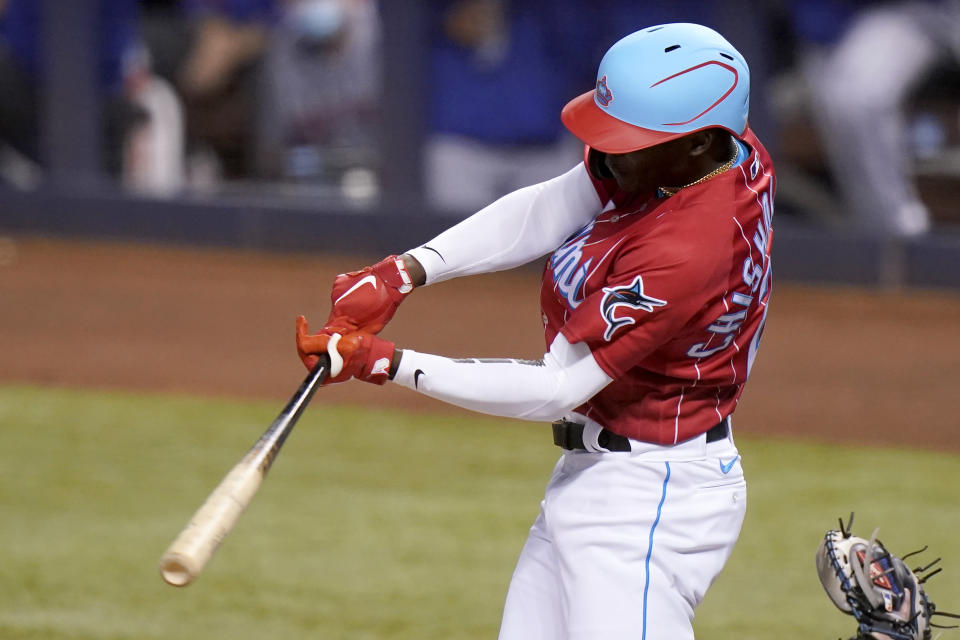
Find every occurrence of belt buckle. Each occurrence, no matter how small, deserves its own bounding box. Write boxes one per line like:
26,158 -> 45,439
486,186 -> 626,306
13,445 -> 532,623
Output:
552,420 -> 632,452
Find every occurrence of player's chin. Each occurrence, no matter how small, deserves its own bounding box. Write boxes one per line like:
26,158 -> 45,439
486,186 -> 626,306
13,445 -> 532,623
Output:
615,175 -> 656,195
607,171 -> 634,192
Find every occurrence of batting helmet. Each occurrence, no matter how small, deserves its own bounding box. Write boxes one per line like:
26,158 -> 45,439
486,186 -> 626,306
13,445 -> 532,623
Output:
562,23 -> 750,154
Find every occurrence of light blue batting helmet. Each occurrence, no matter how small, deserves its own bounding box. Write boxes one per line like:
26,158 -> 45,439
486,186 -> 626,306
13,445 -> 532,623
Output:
562,23 -> 750,154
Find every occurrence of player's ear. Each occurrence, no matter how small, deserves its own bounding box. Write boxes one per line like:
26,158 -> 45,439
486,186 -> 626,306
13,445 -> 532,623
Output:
687,131 -> 714,157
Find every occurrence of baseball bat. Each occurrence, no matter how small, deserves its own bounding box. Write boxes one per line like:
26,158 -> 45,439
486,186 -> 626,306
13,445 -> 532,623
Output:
158,354 -> 331,587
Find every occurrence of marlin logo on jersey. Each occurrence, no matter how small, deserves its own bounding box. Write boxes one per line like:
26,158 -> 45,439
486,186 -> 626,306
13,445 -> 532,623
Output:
551,222 -> 595,308
600,275 -> 666,341
595,75 -> 613,107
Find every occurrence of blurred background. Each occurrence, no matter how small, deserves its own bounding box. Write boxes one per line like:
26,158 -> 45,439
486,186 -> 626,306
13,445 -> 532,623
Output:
0,0 -> 958,286
2,3 -> 960,639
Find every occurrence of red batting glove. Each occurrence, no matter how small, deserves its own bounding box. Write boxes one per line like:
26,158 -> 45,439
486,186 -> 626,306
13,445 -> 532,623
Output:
326,255 -> 414,334
296,315 -> 395,385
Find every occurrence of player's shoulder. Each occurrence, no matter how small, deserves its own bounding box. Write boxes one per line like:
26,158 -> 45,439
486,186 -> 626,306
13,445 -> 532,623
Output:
608,228 -> 724,300
625,187 -> 754,266
613,202 -> 725,269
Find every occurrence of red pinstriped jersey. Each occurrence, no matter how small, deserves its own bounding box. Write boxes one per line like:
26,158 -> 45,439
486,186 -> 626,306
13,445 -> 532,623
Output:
541,128 -> 775,445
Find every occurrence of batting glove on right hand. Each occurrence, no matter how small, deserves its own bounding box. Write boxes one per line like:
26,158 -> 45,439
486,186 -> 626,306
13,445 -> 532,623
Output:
296,315 -> 396,385
325,255 -> 415,335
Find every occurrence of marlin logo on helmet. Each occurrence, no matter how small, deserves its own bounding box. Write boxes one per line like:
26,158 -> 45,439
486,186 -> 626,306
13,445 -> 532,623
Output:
600,275 -> 666,341
595,75 -> 613,107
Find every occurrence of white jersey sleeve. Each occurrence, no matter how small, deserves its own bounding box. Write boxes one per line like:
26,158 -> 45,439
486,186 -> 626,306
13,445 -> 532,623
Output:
391,333 -> 612,422
406,163 -> 601,285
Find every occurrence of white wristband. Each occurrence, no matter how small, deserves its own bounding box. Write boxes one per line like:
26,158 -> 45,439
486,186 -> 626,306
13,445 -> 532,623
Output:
393,256 -> 413,294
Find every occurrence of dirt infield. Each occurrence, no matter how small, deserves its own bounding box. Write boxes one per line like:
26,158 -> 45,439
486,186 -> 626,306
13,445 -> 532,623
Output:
2,235 -> 958,451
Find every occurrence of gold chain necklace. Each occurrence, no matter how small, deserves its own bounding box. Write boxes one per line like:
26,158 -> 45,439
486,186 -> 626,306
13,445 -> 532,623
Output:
659,138 -> 738,197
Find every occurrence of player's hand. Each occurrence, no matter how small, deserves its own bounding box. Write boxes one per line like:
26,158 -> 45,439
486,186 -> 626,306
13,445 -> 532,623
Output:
296,315 -> 396,385
327,255 -> 416,334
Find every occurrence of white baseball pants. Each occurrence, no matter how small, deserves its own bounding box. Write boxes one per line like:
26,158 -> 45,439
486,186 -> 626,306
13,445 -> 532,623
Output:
498,432 -> 746,640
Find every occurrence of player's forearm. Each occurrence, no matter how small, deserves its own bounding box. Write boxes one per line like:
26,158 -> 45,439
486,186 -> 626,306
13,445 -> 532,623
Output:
405,163 -> 600,286
389,335 -> 611,422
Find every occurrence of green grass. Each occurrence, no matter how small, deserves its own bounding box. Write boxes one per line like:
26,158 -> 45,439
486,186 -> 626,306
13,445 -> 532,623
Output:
0,385 -> 957,639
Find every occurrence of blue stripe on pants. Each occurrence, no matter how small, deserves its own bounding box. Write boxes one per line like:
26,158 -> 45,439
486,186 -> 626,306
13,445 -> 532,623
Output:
642,462 -> 671,640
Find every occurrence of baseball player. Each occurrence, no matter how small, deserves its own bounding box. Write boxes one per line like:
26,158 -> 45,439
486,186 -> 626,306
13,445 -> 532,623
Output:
297,23 -> 775,640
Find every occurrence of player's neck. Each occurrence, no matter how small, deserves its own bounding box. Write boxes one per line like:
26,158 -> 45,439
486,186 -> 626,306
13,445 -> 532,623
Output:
659,137 -> 737,197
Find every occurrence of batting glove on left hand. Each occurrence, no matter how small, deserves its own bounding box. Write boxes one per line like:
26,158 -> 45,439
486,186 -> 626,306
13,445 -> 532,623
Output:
296,315 -> 396,385
325,255 -> 415,335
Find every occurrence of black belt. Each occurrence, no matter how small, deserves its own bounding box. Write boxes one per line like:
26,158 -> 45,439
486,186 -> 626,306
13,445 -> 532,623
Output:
552,417 -> 729,452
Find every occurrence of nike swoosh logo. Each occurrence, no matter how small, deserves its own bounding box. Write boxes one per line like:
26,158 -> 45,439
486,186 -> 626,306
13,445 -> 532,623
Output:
333,274 -> 378,305
423,245 -> 446,263
414,369 -> 425,388
719,456 -> 739,474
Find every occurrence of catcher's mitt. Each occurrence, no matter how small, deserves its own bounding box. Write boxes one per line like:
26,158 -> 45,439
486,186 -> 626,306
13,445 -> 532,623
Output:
816,513 -> 959,640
